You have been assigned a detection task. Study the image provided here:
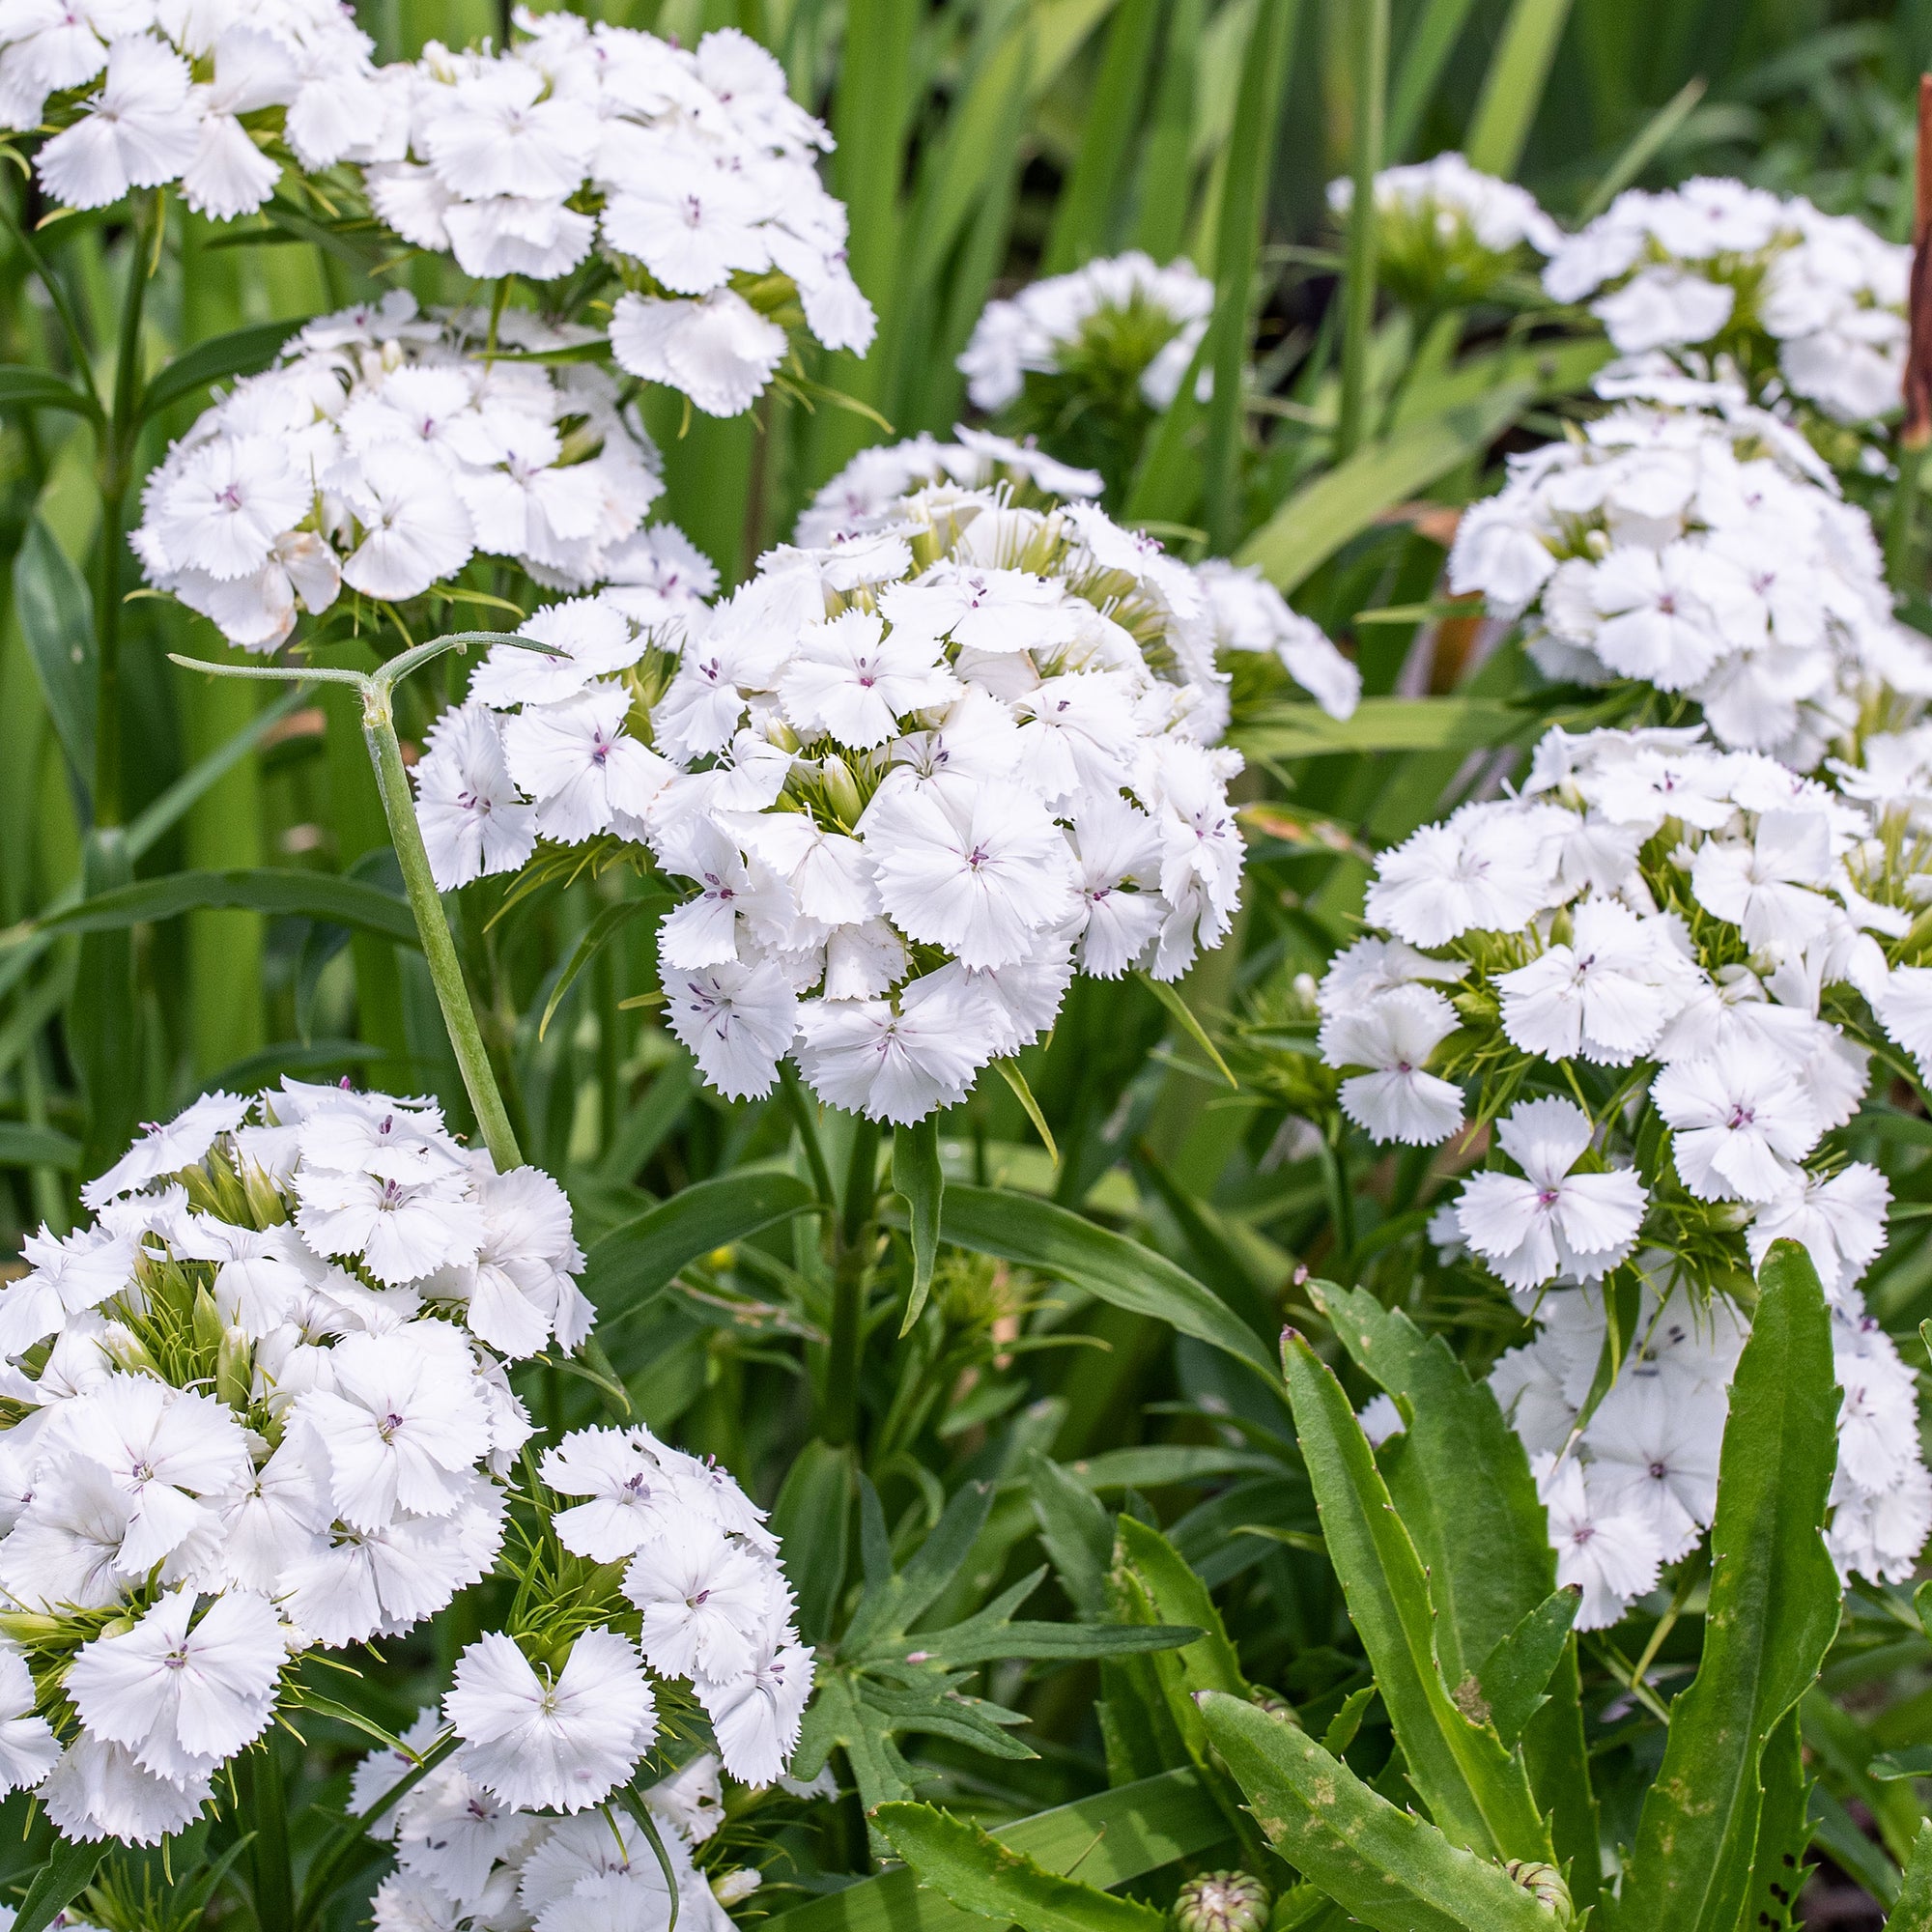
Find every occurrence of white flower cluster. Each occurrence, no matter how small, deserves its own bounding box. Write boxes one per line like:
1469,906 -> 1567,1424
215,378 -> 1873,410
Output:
362,10 -> 872,417
1329,153 -> 1553,272
1319,720 -> 1932,1605
361,1726 -> 763,1932
0,1082 -> 591,1845
1447,386 -> 1932,767
425,452 -> 1286,1122
3,0 -> 386,219
132,293 -> 668,652
1197,558 -> 1362,720
957,250 -> 1214,413
1543,177 -> 1910,426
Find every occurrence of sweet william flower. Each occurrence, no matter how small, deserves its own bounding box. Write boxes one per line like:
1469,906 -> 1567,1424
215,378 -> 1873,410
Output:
446,1627 -> 658,1813
1322,985 -> 1465,1148
35,34 -> 200,211
1533,1452 -> 1663,1631
694,1634 -> 813,1786
1652,1049 -> 1822,1202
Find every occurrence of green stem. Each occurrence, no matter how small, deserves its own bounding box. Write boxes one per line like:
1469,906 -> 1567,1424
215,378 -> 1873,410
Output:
821,1114 -> 882,1446
1888,444 -> 1924,591
360,684 -> 524,1173
242,1736 -> 295,1932
1335,0 -> 1388,462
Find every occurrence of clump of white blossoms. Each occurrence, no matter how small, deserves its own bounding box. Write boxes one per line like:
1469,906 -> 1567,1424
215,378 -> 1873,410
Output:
1541,177 -> 1909,428
131,293 -> 669,652
1446,383 -> 1932,767
360,9 -> 873,417
0,1081 -> 591,1846
422,453 -> 1311,1122
1197,558 -> 1361,721
2,0 -> 390,219
958,250 -> 1214,414
1317,720 -> 1932,1607
358,1727 -> 772,1932
1327,152 -> 1560,310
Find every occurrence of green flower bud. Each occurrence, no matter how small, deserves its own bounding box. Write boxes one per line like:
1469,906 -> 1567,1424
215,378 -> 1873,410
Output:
820,753 -> 863,825
1172,1871 -> 1269,1932
1503,1861 -> 1573,1923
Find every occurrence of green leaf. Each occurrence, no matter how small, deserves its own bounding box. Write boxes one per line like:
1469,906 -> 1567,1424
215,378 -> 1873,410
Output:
927,1184 -> 1274,1377
1872,1747 -> 1932,1781
1603,1241 -> 1843,1932
1385,0 -> 1478,157
1197,1693 -> 1560,1932
1116,1516 -> 1248,1698
1040,0 -> 1159,272
1892,1819 -> 1932,1931
760,1769 -> 1226,1932
933,1618 -> 1202,1667
1474,1589 -> 1578,1747
1027,1452 -> 1114,1618
1136,973 -> 1236,1089
1739,1708 -> 1812,1932
582,1171 -> 817,1328
139,316 -> 305,421
1463,0 -> 1574,177
538,895 -> 667,1041
1234,695 -> 1526,761
992,1057 -> 1060,1166
1235,385 -> 1531,592
0,1122 -> 79,1170
894,1116 -> 944,1333
872,1803 -> 1166,1932
14,515 -> 96,792
31,868 -> 420,945
0,365 -> 98,418
12,1836 -> 103,1932
1280,1329 -> 1552,1863
772,1441 -> 854,1647
1314,1282 -> 1555,1686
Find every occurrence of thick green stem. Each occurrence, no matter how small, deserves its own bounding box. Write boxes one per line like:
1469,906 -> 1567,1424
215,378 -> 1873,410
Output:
1335,0 -> 1388,462
360,690 -> 525,1173
820,1115 -> 882,1446
242,1737 -> 295,1932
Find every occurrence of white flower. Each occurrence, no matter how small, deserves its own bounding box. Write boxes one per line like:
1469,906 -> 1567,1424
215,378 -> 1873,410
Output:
1745,1164 -> 1889,1299
1533,1452 -> 1662,1631
1321,985 -> 1464,1147
1494,897 -> 1695,1065
38,1732 -> 213,1846
781,611 -> 961,749
446,1628 -> 658,1813
412,704 -> 539,892
625,1523 -> 779,1685
1363,812 -> 1551,946
0,1650 -> 59,1794
694,1634 -> 813,1784
1455,1097 -> 1646,1291
610,290 -> 787,418
1652,1050 -> 1821,1202
82,1090 -> 249,1208
1690,809 -> 1836,948
1581,1373 -> 1723,1563
502,685 -> 675,847
793,973 -> 998,1124
36,34 -> 200,211
663,956 -> 802,1102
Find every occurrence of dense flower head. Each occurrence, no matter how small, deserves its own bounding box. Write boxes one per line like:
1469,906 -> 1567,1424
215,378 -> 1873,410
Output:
1446,384 -> 1932,766
1541,178 -> 1909,427
1321,718 -> 1932,1600
359,8 -> 872,415
0,1081 -> 587,1844
1327,153 -> 1560,309
419,448 -> 1348,1122
132,293 -> 670,652
4,0 -> 386,219
360,1725 -> 771,1932
957,250 -> 1213,415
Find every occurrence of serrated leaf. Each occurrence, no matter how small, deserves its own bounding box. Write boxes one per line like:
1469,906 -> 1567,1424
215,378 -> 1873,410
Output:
873,1802 -> 1166,1932
1280,1329 -> 1552,1864
12,1837 -> 102,1932
1197,1693 -> 1560,1932
930,1616 -> 1200,1667
1739,1708 -> 1812,1931
1115,1516 -> 1248,1698
1474,1588 -> 1578,1747
1892,1820 -> 1932,1931
1602,1241 -> 1842,1932
895,1116 -> 944,1332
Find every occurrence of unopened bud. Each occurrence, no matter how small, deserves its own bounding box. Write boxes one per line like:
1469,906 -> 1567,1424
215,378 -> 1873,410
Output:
1172,1871 -> 1269,1932
820,753 -> 863,824
1583,527 -> 1610,559
713,1870 -> 761,1906
192,1285 -> 226,1358
1503,1861 -> 1574,1923
216,1326 -> 253,1411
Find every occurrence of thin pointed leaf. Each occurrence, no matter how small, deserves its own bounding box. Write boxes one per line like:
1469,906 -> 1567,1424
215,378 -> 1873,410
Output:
1893,1820 -> 1932,1930
1475,1588 -> 1579,1747
0,365 -> 98,418
12,1838 -> 102,1932
1464,0 -> 1574,177
14,515 -> 96,791
140,316 -> 308,421
1198,1694 -> 1559,1932
30,868 -> 421,946
895,1116 -> 944,1333
538,895 -> 666,1041
1137,973 -> 1236,1089
993,1057 -> 1060,1165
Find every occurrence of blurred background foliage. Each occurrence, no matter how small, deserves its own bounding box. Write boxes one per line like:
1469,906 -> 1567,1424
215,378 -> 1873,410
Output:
4,0 -> 1932,1925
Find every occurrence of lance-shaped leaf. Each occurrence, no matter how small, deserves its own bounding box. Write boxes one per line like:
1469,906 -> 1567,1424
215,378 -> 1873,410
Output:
12,1838 -> 102,1932
32,867 -> 421,946
873,1803 -> 1167,1932
1738,1708 -> 1812,1932
1603,1241 -> 1842,1932
895,1116 -> 944,1332
1281,1329 -> 1553,1864
1197,1692 -> 1559,1932
1892,1820 -> 1932,1932
1474,1588 -> 1580,1748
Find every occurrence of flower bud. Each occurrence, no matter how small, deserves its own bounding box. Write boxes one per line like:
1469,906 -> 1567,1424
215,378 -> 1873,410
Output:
193,1284 -> 226,1359
820,753 -> 863,824
1503,1861 -> 1573,1923
1172,1871 -> 1269,1932
216,1325 -> 253,1411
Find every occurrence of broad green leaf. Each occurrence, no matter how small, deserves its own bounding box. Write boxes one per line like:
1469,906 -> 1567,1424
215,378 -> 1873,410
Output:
1892,1820 -> 1932,1931
14,515 -> 96,791
1236,384 -> 1531,591
1464,0 -> 1574,177
760,1770 -> 1226,1932
934,1616 -> 1203,1667
1315,1282 -> 1554,1685
872,1803 -> 1165,1932
1389,333 -> 1612,429
0,365 -> 97,418
1604,1241 -> 1842,1932
72,830 -> 136,1181
927,1184 -> 1273,1376
1127,0 -> 1202,261
1027,1453 -> 1113,1617
1280,1330 -> 1552,1864
771,1440 -> 854,1646
583,1171 -> 817,1328
1116,1516 -> 1248,1697
894,1116 -> 944,1332
1234,695 -> 1526,761
1198,1693 -> 1560,1932
0,1123 -> 79,1170
1474,1589 -> 1578,1747
31,868 -> 420,946
13,1837 -> 102,1932
1523,1640 -> 1599,1915
140,316 -> 306,421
